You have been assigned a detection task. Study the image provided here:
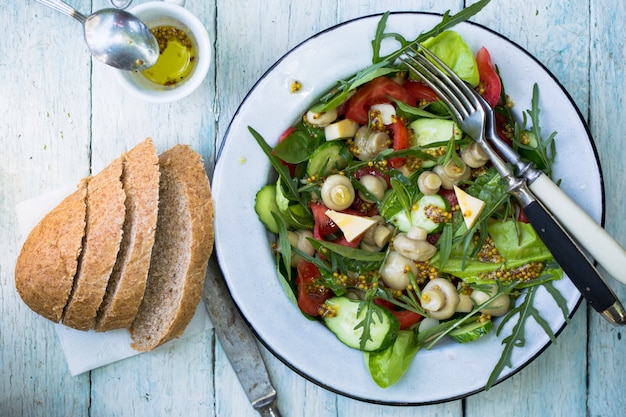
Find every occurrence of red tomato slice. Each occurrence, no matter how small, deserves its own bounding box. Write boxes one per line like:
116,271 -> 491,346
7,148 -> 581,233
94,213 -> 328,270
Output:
403,79 -> 439,103
344,76 -> 415,124
374,298 -> 423,330
475,47 -> 502,107
310,202 -> 339,239
388,118 -> 409,168
295,260 -> 332,316
310,202 -> 364,247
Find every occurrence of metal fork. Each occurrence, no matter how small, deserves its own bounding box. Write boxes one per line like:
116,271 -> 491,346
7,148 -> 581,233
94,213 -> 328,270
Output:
473,91 -> 626,288
402,46 -> 626,325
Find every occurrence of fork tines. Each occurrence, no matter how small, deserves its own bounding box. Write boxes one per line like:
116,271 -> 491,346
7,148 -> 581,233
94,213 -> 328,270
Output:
401,46 -> 477,120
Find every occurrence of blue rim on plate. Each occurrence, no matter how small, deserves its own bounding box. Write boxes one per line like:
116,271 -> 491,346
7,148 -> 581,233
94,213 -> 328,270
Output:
212,12 -> 602,405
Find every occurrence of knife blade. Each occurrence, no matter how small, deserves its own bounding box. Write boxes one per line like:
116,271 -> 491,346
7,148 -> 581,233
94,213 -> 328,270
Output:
203,254 -> 282,417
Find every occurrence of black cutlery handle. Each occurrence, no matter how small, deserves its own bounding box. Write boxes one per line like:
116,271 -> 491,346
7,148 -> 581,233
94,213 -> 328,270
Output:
522,199 -> 623,318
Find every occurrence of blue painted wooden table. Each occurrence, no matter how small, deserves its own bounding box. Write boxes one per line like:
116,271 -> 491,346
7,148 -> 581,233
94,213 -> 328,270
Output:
1,1 -> 624,416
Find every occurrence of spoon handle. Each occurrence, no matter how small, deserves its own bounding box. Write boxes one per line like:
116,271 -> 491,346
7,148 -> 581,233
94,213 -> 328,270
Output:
34,0 -> 86,23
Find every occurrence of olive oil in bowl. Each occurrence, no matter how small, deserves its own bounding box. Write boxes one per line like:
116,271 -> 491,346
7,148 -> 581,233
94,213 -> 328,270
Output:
142,25 -> 196,87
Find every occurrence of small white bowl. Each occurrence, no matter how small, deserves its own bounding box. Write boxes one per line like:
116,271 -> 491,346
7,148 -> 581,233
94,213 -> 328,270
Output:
114,1 -> 211,103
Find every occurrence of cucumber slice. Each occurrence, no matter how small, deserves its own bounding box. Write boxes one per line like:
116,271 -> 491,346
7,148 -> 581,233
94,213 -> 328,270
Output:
323,297 -> 399,352
254,184 -> 281,234
449,319 -> 494,343
382,193 -> 449,233
409,119 -> 462,148
410,194 -> 449,233
307,140 -> 351,178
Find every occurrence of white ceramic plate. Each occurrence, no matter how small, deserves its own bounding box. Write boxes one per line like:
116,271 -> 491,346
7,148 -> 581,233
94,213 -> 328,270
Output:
212,12 -> 602,404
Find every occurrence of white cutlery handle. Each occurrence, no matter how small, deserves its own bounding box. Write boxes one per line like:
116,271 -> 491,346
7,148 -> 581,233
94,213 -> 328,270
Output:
529,173 -> 626,285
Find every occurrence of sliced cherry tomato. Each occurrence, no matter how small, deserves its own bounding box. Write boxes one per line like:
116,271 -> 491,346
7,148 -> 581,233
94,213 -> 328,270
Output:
310,202 -> 364,247
295,260 -> 333,316
374,298 -> 423,330
476,47 -> 502,108
388,118 -> 409,168
310,202 -> 339,239
344,76 -> 415,124
403,79 -> 439,103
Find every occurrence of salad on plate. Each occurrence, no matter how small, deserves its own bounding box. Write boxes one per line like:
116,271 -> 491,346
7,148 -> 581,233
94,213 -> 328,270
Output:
251,1 -> 568,389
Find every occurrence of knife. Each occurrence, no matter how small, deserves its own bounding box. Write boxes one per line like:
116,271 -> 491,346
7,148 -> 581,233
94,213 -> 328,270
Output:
203,254 -> 282,417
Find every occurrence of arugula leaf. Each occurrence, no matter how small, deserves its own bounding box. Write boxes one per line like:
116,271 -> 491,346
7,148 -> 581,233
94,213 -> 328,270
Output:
313,0 -> 492,112
249,127 -> 300,199
312,239 -> 386,262
485,281 -> 567,390
354,299 -> 385,350
525,84 -> 557,178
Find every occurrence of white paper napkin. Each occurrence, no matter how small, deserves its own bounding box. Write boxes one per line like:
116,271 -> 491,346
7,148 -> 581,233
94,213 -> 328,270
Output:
16,184 -> 213,376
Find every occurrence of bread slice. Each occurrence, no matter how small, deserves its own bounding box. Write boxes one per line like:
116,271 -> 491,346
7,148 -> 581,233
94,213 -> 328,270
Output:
130,145 -> 214,351
61,157 -> 125,330
15,182 -> 88,322
95,139 -> 160,331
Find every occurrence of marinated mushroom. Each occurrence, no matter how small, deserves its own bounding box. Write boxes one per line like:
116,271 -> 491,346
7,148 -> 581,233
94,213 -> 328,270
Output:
461,142 -> 490,168
417,171 -> 442,195
432,157 -> 471,189
406,226 -> 428,241
455,293 -> 474,313
358,174 -> 387,202
379,251 -> 417,290
421,278 -> 460,320
320,174 -> 355,210
361,216 -> 393,252
393,232 -> 437,262
470,285 -> 511,317
305,108 -> 338,127
353,126 -> 391,161
276,230 -> 315,267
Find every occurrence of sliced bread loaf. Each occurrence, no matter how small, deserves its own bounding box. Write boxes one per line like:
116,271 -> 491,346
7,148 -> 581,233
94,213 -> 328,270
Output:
95,139 -> 160,331
130,145 -> 214,351
15,182 -> 88,322
61,157 -> 125,330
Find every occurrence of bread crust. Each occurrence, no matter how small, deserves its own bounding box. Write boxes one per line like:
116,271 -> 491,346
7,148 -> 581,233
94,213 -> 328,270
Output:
95,139 -> 160,331
62,157 -> 125,330
130,145 -> 214,351
15,183 -> 87,322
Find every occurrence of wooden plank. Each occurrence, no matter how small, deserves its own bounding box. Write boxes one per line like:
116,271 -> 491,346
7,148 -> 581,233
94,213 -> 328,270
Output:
212,1 -> 463,416
0,1 -> 92,416
588,0 -> 626,415
467,1 -> 590,415
88,0 -> 218,416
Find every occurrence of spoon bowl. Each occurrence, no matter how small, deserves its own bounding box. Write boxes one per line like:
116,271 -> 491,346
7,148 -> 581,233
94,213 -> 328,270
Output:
84,9 -> 159,70
35,0 -> 158,71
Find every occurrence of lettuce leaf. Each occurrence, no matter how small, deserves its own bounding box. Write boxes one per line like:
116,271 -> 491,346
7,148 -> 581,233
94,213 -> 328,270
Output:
365,330 -> 421,388
435,221 -> 562,284
421,30 -> 480,86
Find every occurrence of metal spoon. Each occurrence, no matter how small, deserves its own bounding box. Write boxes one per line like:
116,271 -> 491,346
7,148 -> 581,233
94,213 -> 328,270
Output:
35,0 -> 158,70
